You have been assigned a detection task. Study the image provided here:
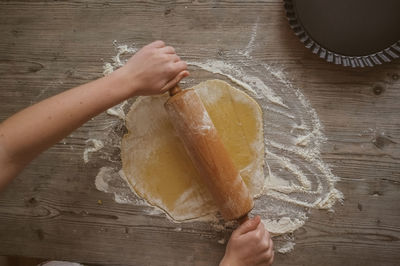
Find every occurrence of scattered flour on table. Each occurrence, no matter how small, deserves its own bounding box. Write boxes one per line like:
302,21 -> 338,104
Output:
240,18 -> 259,57
277,241 -> 296,254
217,238 -> 226,245
83,139 -> 104,163
106,100 -> 129,120
103,40 -> 137,76
87,40 -> 343,253
102,41 -> 137,120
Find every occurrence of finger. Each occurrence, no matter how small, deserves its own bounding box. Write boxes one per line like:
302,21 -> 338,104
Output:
258,250 -> 273,266
234,215 -> 261,236
265,239 -> 274,265
241,221 -> 265,248
174,61 -> 188,72
160,46 -> 176,54
264,229 -> 272,246
264,227 -> 271,239
256,219 -> 266,237
267,249 -> 275,266
160,70 -> 190,93
168,54 -> 180,63
149,40 -> 165,48
266,244 -> 274,257
269,238 -> 274,251
173,54 -> 181,62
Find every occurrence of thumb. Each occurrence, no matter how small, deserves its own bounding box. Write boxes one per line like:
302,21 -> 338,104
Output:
234,215 -> 261,236
160,70 -> 190,93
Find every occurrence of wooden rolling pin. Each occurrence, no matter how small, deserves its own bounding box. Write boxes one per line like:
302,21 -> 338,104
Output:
164,85 -> 254,222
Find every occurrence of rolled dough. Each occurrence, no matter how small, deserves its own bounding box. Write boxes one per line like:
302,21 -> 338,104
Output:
121,79 -> 264,221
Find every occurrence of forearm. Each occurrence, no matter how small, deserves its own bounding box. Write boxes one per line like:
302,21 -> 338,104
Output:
0,69 -> 131,186
0,40 -> 188,190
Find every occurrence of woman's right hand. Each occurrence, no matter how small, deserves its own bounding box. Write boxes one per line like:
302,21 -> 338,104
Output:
115,40 -> 189,97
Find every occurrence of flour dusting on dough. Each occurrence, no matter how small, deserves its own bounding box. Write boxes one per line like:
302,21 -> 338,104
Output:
182,59 -> 343,234
95,166 -> 150,206
91,41 -> 344,253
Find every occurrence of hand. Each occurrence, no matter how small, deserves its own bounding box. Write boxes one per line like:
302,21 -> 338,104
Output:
220,216 -> 274,266
116,40 -> 189,96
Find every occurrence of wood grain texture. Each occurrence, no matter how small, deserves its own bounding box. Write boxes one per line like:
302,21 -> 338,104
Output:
0,0 -> 399,265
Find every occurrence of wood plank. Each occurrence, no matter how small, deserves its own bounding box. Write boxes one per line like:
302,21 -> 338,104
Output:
0,0 -> 399,265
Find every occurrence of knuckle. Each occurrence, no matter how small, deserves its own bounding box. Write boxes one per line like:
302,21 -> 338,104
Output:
262,238 -> 270,248
255,231 -> 263,241
268,251 -> 275,265
171,55 -> 178,62
149,49 -> 158,56
177,62 -> 186,71
159,54 -> 169,62
262,253 -> 271,262
167,46 -> 175,53
260,222 -> 266,230
167,63 -> 175,72
231,232 -> 240,239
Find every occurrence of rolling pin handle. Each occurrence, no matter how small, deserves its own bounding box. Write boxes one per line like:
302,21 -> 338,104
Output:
169,85 -> 182,96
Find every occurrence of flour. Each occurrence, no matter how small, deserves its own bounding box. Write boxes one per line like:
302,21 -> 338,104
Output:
90,41 -> 343,253
188,60 -> 288,109
241,18 -> 259,57
182,59 -> 343,235
277,241 -> 296,254
95,166 -> 148,206
106,100 -> 128,120
217,238 -> 226,245
103,41 -> 137,76
103,42 -> 137,119
83,139 -> 104,163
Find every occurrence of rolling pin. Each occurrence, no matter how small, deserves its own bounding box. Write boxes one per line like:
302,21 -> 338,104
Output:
164,85 -> 254,222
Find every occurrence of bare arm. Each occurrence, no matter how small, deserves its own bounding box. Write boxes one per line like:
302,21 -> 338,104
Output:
0,40 -> 189,190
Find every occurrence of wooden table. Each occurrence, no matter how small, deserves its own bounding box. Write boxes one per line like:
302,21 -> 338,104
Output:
1,1 -> 399,265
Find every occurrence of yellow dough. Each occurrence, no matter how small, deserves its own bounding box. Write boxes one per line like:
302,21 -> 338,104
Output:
121,79 -> 264,221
